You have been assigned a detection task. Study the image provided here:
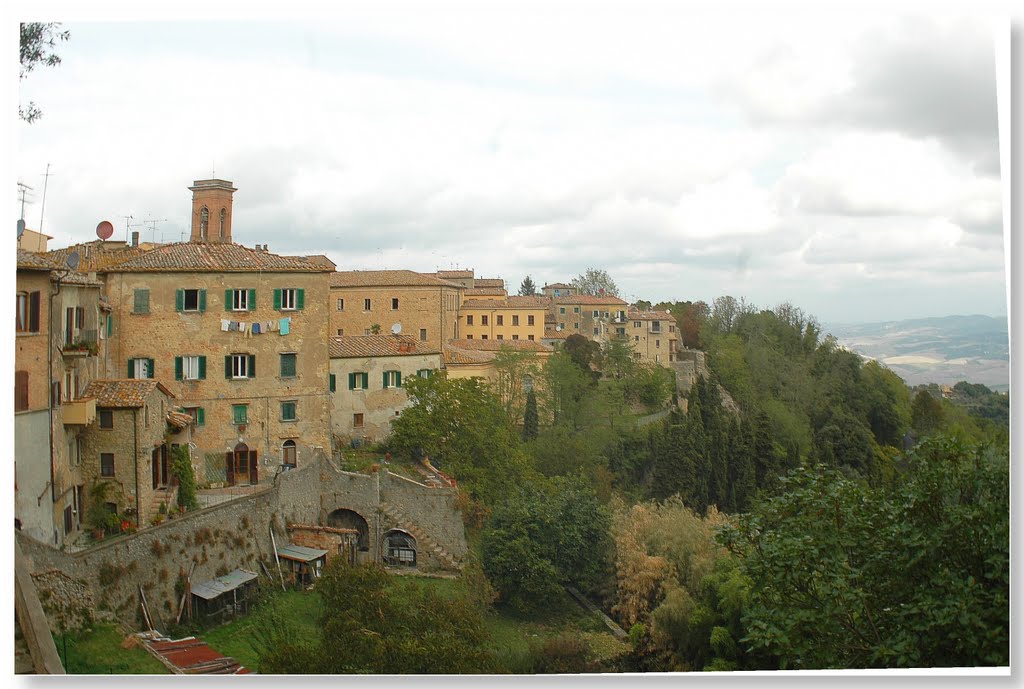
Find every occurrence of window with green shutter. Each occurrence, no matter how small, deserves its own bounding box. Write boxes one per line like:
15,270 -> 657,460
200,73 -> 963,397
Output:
176,355 -> 206,380
176,288 -> 206,312
417,368 -> 433,379
232,404 -> 248,424
280,353 -> 297,378
281,401 -> 297,421
277,288 -> 304,311
349,372 -> 367,390
383,370 -> 401,388
329,374 -> 336,392
227,289 -> 251,311
133,289 -> 150,314
129,358 -> 154,379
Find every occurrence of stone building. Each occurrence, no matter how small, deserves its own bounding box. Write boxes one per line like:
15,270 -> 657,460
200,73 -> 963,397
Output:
623,307 -> 679,365
458,296 -> 549,342
94,180 -> 335,486
328,335 -> 442,445
541,282 -> 575,298
444,338 -> 553,382
329,270 -> 463,353
78,379 -> 189,527
549,294 -> 629,341
15,250 -> 108,547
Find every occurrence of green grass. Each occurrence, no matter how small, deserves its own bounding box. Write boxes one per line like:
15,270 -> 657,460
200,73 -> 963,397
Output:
201,589 -> 323,671
54,623 -> 169,675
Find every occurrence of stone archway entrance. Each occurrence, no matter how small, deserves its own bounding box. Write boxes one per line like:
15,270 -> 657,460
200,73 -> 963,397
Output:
326,509 -> 369,554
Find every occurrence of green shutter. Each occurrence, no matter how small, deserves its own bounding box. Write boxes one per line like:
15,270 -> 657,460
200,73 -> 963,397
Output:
362,373 -> 369,389
198,356 -> 207,380
134,289 -> 149,314
225,355 -> 232,379
197,408 -> 205,425
248,355 -> 256,378
199,289 -> 207,312
225,290 -> 232,311
273,289 -> 282,310
175,289 -> 184,312
128,360 -> 134,378
147,359 -> 155,378
383,372 -> 388,388
330,374 -> 336,392
296,289 -> 305,310
106,314 -> 112,337
175,356 -> 183,381
348,373 -> 356,390
395,371 -> 402,388
248,288 -> 256,311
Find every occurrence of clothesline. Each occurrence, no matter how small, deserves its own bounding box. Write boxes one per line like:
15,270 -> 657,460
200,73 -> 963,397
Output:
221,317 -> 291,336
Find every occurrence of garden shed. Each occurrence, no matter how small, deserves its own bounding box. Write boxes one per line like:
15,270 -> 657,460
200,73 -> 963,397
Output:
277,544 -> 328,587
190,569 -> 259,623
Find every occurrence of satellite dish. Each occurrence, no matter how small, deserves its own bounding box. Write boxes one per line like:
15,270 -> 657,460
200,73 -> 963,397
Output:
556,324 -> 562,332
96,220 -> 114,240
66,251 -> 81,271
17,219 -> 26,238
391,323 -> 402,335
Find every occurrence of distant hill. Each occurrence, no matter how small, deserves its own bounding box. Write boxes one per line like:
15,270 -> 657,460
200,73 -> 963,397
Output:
825,315 -> 1009,392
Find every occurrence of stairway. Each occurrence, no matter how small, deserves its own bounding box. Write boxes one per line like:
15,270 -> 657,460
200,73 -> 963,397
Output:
147,488 -> 178,525
379,502 -> 463,572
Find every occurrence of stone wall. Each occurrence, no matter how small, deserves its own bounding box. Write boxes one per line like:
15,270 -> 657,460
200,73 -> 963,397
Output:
17,454 -> 468,632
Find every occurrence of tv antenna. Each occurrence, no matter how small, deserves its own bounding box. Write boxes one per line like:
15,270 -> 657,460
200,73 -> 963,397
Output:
38,164 -> 52,233
17,181 -> 34,221
121,215 -> 134,243
143,218 -> 168,244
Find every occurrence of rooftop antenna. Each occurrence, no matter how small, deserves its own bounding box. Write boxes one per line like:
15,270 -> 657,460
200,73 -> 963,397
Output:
144,218 -> 168,244
122,215 -> 134,243
38,164 -> 52,233
17,181 -> 34,221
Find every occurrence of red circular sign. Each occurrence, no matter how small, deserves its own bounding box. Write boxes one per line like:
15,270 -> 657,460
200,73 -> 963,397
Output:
96,220 -> 114,240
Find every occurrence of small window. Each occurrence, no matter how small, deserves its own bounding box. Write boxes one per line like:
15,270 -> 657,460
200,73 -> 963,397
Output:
229,353 -> 254,379
417,369 -> 432,379
391,298 -> 399,310
129,358 -> 154,379
232,404 -> 248,424
100,453 -> 115,477
593,310 -> 599,317
635,335 -> 640,341
616,327 -> 625,335
15,293 -> 28,332
353,413 -> 364,428
230,289 -> 250,311
364,298 -> 372,311
133,289 -> 150,314
481,334 -> 488,340
466,315 -> 474,325
281,401 -> 297,421
634,321 -> 642,328
99,410 -> 113,429
177,355 -> 206,381
573,323 -> 579,329
594,328 -> 599,335
337,329 -> 344,336
559,307 -> 565,314
573,307 -> 580,313
282,439 -> 297,468
656,339 -> 660,348
512,315 -> 519,326
280,288 -> 299,311
528,335 -> 535,341
280,353 -> 297,378
349,372 -> 369,390
466,334 -> 473,339
182,288 -> 202,312
512,334 -> 519,340
419,328 -> 427,341
483,314 -> 491,325
528,315 -> 535,326
496,315 -> 503,326
337,298 -> 345,311
184,407 -> 205,426
496,335 -> 503,340
383,370 -> 402,389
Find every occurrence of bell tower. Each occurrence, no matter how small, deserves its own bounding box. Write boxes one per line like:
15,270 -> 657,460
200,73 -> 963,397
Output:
189,179 -> 237,243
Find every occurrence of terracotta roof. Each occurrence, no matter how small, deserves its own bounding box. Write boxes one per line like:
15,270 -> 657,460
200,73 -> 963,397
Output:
447,339 -> 552,353
474,278 -> 505,288
329,335 -> 439,359
80,379 -> 175,408
464,287 -> 507,297
55,271 -> 103,286
96,242 -> 333,273
45,241 -> 149,273
553,294 -> 628,306
434,270 -> 474,278
299,255 -> 337,269
444,349 -> 493,365
17,250 -> 58,271
166,409 -> 195,428
543,329 -> 571,340
628,309 -> 674,321
330,270 -> 460,288
461,297 -> 549,310
543,282 -> 573,289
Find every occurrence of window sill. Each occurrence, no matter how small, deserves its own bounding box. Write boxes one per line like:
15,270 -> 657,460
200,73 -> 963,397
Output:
280,419 -> 298,423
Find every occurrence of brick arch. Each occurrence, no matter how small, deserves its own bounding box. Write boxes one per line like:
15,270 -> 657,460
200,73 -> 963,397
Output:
325,508 -> 369,551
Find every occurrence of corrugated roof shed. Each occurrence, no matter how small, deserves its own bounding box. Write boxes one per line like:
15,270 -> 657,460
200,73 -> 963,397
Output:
191,569 -> 259,601
277,544 -> 328,563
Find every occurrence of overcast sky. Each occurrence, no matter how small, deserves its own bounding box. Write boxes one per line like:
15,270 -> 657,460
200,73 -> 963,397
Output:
12,7 -> 1009,324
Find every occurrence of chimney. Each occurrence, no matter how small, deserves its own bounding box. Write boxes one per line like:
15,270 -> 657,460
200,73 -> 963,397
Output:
131,231 -> 139,247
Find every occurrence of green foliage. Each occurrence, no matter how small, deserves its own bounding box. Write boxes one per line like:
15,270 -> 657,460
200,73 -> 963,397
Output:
85,481 -> 120,533
571,267 -> 620,297
54,624 -> 169,674
19,22 -> 70,122
518,275 -> 538,296
388,373 -> 529,503
482,476 -> 613,612
170,445 -> 200,512
522,389 -> 539,441
720,435 -> 1009,668
491,347 -> 543,425
563,333 -> 601,378
539,352 -> 595,430
911,389 -> 945,436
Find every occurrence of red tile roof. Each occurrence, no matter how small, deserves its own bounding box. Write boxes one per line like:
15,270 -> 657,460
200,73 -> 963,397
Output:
45,241 -> 150,273
434,270 -> 474,279
553,294 -> 628,306
80,379 -> 175,407
331,270 -> 461,288
446,338 -> 551,353
461,296 -> 549,310
474,278 -> 505,288
463,287 -> 507,297
628,309 -> 674,321
96,242 -> 333,273
329,335 -> 439,358
17,250 -> 57,271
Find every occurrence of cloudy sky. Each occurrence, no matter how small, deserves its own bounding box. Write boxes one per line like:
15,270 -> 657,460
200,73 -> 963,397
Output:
13,6 -> 1008,325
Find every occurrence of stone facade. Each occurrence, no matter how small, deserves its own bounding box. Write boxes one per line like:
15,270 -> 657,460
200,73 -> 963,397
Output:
623,308 -> 679,366
329,270 -> 462,353
459,296 -> 548,342
100,254 -> 333,484
549,295 -> 629,342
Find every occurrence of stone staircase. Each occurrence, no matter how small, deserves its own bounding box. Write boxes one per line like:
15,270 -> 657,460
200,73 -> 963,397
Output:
379,501 -> 463,572
147,488 -> 178,525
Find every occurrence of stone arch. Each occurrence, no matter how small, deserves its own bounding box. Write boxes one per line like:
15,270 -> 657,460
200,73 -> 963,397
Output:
326,508 -> 369,551
382,528 -> 417,567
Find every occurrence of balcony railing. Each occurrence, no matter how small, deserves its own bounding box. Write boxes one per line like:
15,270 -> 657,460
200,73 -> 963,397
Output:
63,397 -> 96,425
61,330 -> 98,357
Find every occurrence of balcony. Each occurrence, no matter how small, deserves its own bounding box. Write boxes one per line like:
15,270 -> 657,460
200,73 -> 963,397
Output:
63,397 -> 96,426
61,330 -> 98,358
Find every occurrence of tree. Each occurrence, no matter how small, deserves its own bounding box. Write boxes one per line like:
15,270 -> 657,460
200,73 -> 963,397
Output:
562,333 -> 601,378
491,346 -> 542,425
522,389 -> 539,440
571,268 -> 620,297
518,275 -> 538,296
20,23 -> 70,123
911,389 -> 945,436
539,352 -> 595,430
170,445 -> 199,512
720,435 -> 1009,669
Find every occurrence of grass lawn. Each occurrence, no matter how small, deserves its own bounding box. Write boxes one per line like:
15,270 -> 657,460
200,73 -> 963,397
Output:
53,623 -> 169,675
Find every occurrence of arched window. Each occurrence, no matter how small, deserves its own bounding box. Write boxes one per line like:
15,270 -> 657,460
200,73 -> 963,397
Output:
383,529 -> 417,566
219,208 -> 226,238
200,207 -> 209,240
282,439 -> 296,468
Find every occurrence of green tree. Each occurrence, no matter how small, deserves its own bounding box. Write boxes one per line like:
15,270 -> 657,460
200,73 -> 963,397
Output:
720,435 -> 1009,669
518,275 -> 538,296
571,268 -> 620,297
910,389 -> 945,436
562,333 -> 601,378
170,445 -> 199,512
491,346 -> 542,425
20,23 -> 70,123
539,352 -> 594,430
522,389 -> 539,441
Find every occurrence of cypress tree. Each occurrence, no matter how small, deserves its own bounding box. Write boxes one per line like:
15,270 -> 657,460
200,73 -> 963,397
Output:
522,389 -> 539,441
